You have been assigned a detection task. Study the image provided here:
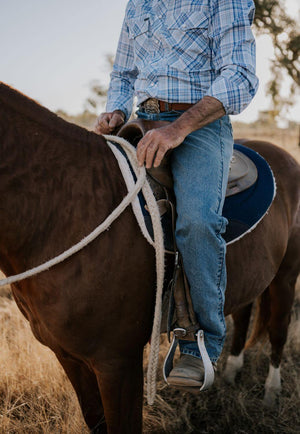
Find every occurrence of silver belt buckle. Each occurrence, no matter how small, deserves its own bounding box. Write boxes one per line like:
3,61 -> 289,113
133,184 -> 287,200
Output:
142,98 -> 160,114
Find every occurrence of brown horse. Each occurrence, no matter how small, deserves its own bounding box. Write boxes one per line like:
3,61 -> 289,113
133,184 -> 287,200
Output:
0,82 -> 299,433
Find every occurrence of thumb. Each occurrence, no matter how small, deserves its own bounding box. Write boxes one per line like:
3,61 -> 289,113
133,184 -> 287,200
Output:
109,113 -> 124,129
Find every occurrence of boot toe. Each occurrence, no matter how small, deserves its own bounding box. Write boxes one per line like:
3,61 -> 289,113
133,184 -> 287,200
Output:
167,354 -> 204,387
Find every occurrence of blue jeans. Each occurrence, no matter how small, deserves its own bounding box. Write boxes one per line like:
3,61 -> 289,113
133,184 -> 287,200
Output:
137,109 -> 233,362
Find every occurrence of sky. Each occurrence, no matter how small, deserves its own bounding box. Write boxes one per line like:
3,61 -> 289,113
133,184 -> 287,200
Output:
0,0 -> 299,123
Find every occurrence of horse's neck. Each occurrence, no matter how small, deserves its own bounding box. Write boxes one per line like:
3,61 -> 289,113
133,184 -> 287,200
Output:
0,109 -> 125,277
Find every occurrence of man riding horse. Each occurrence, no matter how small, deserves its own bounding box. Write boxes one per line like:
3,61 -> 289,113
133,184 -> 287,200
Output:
95,0 -> 259,388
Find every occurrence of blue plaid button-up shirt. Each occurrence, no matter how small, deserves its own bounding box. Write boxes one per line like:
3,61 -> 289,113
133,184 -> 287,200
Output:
106,0 -> 259,121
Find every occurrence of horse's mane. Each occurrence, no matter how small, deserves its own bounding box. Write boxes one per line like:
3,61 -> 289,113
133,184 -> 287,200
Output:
0,82 -> 103,145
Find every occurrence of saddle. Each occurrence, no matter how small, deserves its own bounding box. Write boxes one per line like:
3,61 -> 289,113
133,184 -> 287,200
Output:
115,119 -> 261,390
117,119 -> 262,334
118,119 -> 258,198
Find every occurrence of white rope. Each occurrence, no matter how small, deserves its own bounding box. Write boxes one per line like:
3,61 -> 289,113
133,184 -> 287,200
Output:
107,139 -> 155,246
0,138 -> 146,287
104,135 -> 165,405
0,134 -> 165,405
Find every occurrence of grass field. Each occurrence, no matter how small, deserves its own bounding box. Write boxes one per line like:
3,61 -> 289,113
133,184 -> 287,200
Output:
0,279 -> 299,433
0,124 -> 299,433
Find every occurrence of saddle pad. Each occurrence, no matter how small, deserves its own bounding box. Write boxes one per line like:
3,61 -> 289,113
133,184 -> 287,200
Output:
222,144 -> 276,244
141,144 -> 276,248
110,141 -> 276,248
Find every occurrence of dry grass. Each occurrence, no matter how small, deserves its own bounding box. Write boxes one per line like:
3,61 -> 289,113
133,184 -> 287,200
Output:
0,278 -> 299,433
0,289 -> 88,433
0,126 -> 299,433
232,122 -> 300,162
143,284 -> 300,433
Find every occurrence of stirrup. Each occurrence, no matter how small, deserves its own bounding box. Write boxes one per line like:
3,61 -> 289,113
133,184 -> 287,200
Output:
163,328 -> 215,391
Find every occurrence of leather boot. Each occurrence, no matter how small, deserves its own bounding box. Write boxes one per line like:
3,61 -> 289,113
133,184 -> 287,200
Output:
167,354 -> 205,387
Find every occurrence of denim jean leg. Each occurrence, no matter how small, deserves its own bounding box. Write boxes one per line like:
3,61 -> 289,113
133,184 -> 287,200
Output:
171,118 -> 233,362
136,111 -> 233,362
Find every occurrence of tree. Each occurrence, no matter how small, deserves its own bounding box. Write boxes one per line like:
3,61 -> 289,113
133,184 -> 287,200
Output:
85,54 -> 114,113
254,0 -> 299,86
254,0 -> 299,116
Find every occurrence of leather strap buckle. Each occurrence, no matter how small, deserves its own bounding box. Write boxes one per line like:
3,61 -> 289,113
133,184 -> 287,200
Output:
140,98 -> 160,114
140,98 -> 194,114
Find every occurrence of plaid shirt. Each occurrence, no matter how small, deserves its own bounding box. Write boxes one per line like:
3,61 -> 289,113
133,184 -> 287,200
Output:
106,0 -> 259,121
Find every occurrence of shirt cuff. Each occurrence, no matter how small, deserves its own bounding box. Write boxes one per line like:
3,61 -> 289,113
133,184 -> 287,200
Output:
204,68 -> 259,115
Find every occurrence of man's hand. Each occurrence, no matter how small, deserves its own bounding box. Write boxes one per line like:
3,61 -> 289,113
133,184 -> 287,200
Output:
94,110 -> 125,135
136,123 -> 186,168
136,97 -> 225,168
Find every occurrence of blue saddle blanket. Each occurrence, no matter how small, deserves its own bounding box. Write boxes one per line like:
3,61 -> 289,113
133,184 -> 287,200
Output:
222,144 -> 276,244
112,141 -> 276,247
141,143 -> 276,247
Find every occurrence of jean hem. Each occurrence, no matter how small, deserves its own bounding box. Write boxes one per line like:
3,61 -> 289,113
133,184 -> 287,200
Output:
181,349 -> 219,364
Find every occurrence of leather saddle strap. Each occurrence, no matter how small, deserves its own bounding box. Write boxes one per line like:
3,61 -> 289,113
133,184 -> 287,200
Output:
167,193 -> 199,341
172,253 -> 200,341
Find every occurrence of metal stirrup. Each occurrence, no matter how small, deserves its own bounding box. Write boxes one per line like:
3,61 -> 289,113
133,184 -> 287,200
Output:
163,328 -> 215,391
196,330 -> 215,391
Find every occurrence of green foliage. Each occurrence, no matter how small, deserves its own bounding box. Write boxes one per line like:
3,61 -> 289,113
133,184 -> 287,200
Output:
254,0 -> 299,115
254,0 -> 299,86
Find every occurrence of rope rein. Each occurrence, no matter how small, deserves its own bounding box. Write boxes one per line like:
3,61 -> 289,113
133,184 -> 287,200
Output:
0,135 -> 164,405
106,135 -> 165,406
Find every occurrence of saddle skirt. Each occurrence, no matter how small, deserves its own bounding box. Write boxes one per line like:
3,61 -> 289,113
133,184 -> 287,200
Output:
116,119 -> 276,247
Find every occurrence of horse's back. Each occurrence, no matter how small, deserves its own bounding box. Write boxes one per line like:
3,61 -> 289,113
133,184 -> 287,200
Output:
225,139 -> 300,314
240,139 -> 300,196
237,139 -> 300,229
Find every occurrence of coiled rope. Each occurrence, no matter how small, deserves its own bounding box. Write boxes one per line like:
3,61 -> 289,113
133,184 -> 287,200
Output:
0,135 -> 164,405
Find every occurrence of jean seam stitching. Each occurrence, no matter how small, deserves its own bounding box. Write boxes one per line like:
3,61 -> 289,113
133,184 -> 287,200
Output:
216,119 -> 224,215
215,119 -> 227,345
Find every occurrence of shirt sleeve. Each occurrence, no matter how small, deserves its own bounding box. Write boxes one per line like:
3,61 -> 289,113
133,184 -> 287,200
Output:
205,0 -> 259,115
106,17 -> 138,121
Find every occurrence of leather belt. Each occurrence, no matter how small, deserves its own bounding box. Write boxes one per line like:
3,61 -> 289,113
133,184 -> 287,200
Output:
139,98 -> 193,114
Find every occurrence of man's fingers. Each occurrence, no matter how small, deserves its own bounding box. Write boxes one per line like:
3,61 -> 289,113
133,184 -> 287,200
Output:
109,113 -> 124,129
94,114 -> 111,134
94,111 -> 125,135
94,125 -> 101,134
94,123 -> 106,134
153,149 -> 166,168
137,138 -> 150,166
145,142 -> 159,169
94,123 -> 110,134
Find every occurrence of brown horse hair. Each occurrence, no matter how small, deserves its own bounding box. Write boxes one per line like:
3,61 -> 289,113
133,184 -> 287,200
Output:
1,82 -> 299,430
0,82 -> 101,147
245,288 -> 271,349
